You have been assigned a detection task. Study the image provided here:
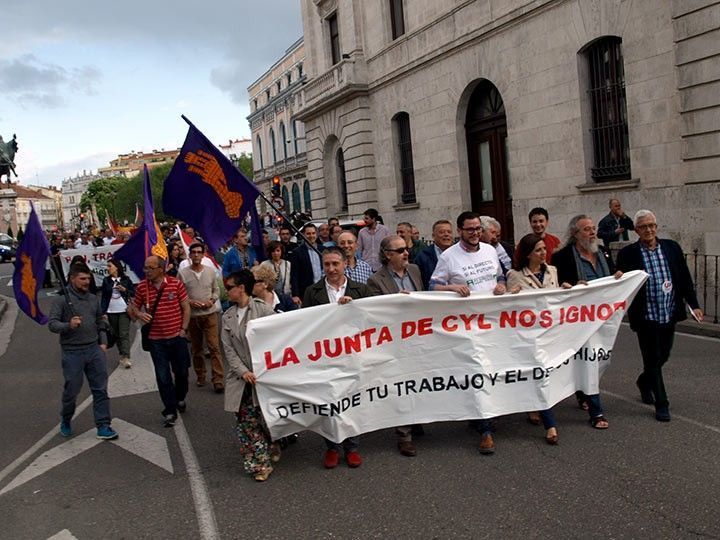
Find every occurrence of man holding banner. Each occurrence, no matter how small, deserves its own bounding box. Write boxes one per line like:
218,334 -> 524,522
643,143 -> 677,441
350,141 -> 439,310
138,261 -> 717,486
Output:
430,211 -> 506,454
303,247 -> 373,469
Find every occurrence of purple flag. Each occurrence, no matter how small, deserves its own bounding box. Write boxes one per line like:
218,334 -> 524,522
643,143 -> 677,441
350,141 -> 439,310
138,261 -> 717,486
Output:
13,203 -> 51,324
163,118 -> 264,256
115,165 -> 168,278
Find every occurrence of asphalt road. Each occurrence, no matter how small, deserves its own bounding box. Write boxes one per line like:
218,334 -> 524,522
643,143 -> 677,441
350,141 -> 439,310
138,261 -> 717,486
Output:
1,263 -> 719,540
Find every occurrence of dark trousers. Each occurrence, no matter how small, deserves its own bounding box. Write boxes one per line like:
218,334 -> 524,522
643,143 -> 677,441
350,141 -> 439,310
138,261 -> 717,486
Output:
148,336 -> 190,416
324,437 -> 359,453
635,322 -> 676,409
61,344 -> 111,428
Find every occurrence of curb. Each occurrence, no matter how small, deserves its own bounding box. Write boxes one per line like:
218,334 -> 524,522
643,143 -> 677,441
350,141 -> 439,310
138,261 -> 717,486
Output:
0,297 -> 7,321
675,319 -> 720,339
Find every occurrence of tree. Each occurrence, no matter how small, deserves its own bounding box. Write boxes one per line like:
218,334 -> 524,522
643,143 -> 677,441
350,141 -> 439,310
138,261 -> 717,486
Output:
80,176 -> 126,225
234,152 -> 253,180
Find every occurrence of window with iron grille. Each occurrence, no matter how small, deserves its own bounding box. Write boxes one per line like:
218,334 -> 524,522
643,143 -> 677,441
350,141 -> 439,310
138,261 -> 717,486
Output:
337,149 -> 348,212
390,0 -> 405,40
256,136 -> 263,169
328,13 -> 341,65
303,180 -> 312,213
394,112 -> 416,203
292,183 -> 301,213
270,128 -> 277,164
586,37 -> 631,182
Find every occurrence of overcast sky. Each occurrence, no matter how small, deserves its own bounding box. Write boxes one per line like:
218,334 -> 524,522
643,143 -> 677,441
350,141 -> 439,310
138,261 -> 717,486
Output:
0,0 -> 303,187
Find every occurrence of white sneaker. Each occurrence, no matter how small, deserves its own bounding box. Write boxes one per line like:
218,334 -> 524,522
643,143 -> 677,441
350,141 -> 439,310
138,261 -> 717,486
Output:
119,357 -> 132,369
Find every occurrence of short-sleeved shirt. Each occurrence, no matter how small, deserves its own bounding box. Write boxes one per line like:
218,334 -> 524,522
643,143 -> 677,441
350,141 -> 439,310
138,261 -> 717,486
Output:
430,242 -> 501,292
133,277 -> 188,339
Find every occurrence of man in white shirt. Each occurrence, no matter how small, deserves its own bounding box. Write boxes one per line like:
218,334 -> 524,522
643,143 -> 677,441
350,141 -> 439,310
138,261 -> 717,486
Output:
302,247 -> 373,470
430,211 -> 506,455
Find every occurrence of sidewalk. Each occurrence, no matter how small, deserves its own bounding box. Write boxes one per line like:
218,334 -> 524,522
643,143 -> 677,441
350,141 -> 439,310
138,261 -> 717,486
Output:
676,318 -> 720,339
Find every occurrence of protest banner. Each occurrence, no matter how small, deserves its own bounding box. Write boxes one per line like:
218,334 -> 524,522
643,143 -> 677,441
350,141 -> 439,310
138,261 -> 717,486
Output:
247,271 -> 648,443
59,245 -> 141,286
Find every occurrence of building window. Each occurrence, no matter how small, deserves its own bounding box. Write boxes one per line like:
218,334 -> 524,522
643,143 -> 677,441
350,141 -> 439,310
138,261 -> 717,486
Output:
328,13 -> 341,65
291,183 -> 301,213
336,148 -> 348,212
276,81 -> 281,94
253,98 -> 258,111
286,73 -> 292,86
298,63 -> 303,78
279,122 -> 287,160
265,89 -> 271,103
389,0 -> 405,40
282,185 -> 290,211
270,128 -> 277,164
586,36 -> 631,182
303,180 -> 312,213
394,112 -> 416,203
256,136 -> 264,169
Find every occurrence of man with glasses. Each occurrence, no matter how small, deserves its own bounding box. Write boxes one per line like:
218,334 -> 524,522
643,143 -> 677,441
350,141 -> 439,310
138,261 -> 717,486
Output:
617,210 -> 703,422
367,235 -> 424,457
179,242 -> 223,393
129,256 -> 192,427
430,211 -> 506,455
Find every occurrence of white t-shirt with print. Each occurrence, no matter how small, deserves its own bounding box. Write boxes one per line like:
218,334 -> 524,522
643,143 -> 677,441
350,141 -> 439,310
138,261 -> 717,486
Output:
430,242 -> 501,292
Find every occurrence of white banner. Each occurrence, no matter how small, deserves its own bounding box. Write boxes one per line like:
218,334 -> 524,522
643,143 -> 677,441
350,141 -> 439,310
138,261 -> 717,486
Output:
59,245 -> 141,286
248,271 -> 648,442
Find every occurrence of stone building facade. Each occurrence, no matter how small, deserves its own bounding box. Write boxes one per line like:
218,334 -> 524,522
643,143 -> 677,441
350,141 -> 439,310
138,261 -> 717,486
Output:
247,38 -> 309,216
296,0 -> 720,252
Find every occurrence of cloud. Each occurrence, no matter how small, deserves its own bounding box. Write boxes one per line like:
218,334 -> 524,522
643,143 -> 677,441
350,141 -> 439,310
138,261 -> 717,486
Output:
0,54 -> 102,109
17,151 -> 118,187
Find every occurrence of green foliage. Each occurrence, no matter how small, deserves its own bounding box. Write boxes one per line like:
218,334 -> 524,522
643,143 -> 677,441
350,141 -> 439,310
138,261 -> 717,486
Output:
80,176 -> 126,224
234,152 -> 253,180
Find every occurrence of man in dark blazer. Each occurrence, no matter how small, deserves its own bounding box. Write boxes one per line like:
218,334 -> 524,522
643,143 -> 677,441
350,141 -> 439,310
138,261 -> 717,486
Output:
289,223 -> 324,306
553,214 -> 619,430
598,198 -> 634,247
367,235 -> 424,457
616,210 -> 703,422
302,247 -> 373,469
414,219 -> 454,290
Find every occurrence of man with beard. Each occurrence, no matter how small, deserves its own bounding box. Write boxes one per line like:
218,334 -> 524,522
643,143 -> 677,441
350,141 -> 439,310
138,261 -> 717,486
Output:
553,214 -> 619,430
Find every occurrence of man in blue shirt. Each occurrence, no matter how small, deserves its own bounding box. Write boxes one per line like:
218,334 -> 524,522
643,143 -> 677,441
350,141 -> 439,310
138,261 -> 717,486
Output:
222,228 -> 258,278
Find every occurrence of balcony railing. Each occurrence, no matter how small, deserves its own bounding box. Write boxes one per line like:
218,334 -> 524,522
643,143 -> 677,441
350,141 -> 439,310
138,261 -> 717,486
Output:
298,59 -> 367,114
254,153 -> 308,181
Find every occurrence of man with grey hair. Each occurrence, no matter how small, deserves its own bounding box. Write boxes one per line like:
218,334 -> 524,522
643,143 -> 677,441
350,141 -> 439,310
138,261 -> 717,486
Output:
616,210 -> 703,422
479,216 -> 513,276
553,214 -> 620,429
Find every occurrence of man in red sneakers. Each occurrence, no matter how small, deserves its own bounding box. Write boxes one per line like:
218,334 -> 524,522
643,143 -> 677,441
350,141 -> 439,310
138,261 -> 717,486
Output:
302,247 -> 373,468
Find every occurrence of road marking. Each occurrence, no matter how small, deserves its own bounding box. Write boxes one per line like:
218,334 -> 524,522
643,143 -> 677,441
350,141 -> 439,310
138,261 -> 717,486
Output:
0,396 -> 92,487
0,418 -> 173,496
603,390 -> 720,435
47,530 -> 78,540
107,345 -> 158,398
174,415 -> 220,540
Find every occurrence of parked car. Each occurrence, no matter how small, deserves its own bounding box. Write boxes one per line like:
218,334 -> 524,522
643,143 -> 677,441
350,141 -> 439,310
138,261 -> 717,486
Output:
0,243 -> 16,262
0,232 -> 16,248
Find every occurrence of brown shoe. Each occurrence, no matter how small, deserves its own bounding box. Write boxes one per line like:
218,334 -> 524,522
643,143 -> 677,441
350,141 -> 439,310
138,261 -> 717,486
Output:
397,440 -> 417,457
526,411 -> 541,425
196,380 -> 206,387
213,384 -> 224,394
478,433 -> 495,455
253,466 -> 273,482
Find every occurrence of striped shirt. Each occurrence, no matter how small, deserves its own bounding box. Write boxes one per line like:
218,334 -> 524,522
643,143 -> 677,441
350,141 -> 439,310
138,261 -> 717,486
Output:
133,277 -> 188,339
640,244 -> 674,324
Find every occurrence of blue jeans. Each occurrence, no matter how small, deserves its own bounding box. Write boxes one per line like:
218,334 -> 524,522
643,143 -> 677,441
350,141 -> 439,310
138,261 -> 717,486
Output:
148,336 -> 190,416
576,391 -> 604,419
324,437 -> 359,453
61,344 -> 111,428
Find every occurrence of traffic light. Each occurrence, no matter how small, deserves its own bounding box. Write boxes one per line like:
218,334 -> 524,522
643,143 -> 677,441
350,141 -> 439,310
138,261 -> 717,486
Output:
272,175 -> 281,196
79,213 -> 85,222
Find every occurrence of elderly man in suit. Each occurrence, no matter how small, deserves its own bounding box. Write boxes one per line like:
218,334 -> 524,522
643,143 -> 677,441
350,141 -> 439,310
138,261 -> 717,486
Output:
303,247 -> 373,469
367,235 -> 424,457
616,210 -> 703,422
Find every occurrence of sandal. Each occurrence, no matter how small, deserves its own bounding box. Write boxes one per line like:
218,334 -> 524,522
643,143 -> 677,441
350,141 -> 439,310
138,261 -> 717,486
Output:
253,466 -> 273,482
526,412 -> 542,426
590,416 -> 609,430
545,427 -> 559,445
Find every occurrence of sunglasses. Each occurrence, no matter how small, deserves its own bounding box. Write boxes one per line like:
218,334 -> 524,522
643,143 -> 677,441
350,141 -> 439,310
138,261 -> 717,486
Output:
385,247 -> 409,254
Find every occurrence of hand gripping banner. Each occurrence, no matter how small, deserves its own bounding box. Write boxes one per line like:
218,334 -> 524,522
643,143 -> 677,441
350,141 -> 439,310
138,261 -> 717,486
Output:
247,271 -> 648,443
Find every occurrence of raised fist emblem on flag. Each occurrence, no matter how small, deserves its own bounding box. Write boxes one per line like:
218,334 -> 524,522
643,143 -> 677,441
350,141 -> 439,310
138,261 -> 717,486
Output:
184,149 -> 244,218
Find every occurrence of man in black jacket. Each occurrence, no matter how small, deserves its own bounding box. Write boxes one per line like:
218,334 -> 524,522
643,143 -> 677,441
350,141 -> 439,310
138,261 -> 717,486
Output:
553,214 -> 619,429
289,223 -> 323,306
598,198 -> 634,247
616,210 -> 703,422
303,247 -> 372,469
414,219 -> 453,290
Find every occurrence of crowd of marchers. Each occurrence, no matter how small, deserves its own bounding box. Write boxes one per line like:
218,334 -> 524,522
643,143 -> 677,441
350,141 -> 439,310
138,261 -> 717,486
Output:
45,198 -> 703,482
